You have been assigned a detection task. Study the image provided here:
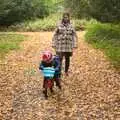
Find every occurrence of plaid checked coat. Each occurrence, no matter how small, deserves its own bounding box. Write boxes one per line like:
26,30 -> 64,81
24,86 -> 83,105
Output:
52,22 -> 78,52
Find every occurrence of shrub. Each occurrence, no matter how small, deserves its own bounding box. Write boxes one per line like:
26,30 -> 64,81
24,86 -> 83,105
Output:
85,23 -> 120,69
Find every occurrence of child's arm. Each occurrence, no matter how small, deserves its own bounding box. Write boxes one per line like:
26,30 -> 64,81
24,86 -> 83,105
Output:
39,61 -> 44,70
54,58 -> 60,72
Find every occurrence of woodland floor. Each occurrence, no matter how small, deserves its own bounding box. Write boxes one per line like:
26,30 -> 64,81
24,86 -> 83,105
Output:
0,32 -> 120,120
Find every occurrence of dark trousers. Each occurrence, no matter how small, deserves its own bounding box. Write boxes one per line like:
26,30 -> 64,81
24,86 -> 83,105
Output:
56,52 -> 72,73
54,73 -> 61,87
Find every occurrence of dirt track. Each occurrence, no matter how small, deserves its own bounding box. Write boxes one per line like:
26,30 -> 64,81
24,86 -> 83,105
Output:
0,32 -> 120,120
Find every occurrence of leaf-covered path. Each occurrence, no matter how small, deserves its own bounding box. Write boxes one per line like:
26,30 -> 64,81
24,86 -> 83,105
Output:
0,32 -> 120,120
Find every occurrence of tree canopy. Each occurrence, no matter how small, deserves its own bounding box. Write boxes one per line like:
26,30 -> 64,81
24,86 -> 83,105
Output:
64,0 -> 120,23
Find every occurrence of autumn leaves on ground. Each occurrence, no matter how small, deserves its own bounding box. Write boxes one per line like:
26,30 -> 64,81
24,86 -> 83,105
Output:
0,32 -> 120,120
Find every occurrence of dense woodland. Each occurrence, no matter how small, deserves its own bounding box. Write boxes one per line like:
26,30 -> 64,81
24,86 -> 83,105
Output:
0,0 -> 120,25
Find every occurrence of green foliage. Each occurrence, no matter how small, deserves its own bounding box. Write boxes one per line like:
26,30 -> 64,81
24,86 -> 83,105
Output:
73,19 -> 97,30
88,0 -> 120,23
45,0 -> 64,13
0,0 -> 50,25
64,0 -> 89,19
0,33 -> 25,58
2,14 -> 96,31
0,0 -> 65,26
64,0 -> 120,23
85,23 -> 120,69
7,14 -> 61,31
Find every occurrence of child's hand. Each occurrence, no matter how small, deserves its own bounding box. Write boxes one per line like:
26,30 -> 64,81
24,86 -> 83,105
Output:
55,68 -> 59,71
